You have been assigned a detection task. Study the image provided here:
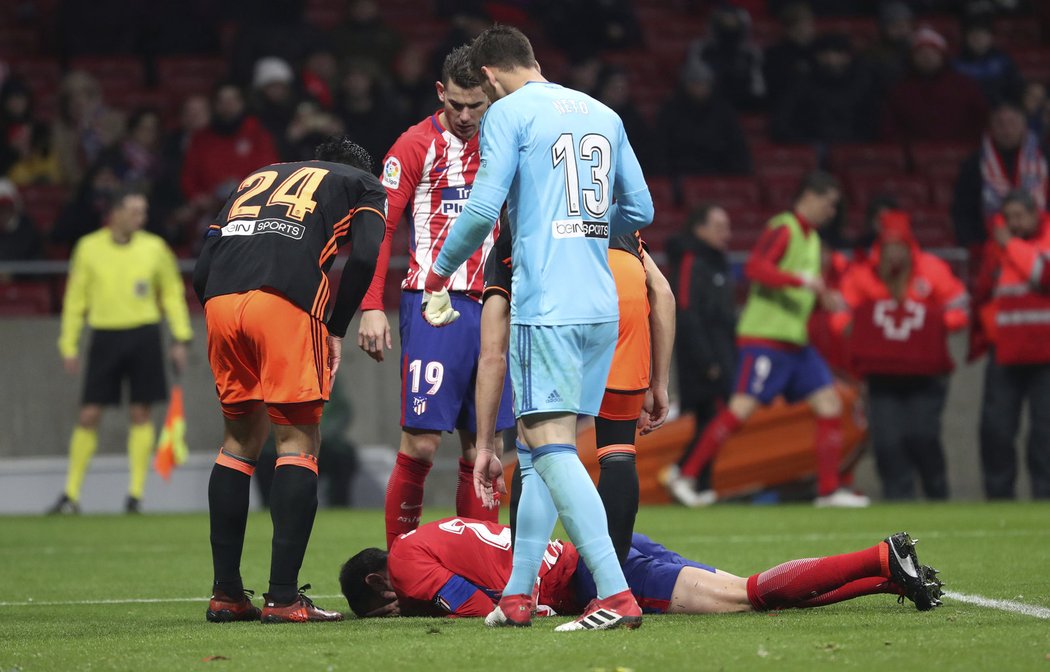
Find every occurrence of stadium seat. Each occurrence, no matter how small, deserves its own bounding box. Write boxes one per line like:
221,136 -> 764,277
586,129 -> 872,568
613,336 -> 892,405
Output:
911,207 -> 954,247
20,184 -> 69,235
849,175 -> 931,209
156,56 -> 229,107
998,17 -> 1042,47
679,176 -> 761,209
752,143 -> 818,179
815,17 -> 879,50
828,143 -> 907,175
929,176 -> 956,209
759,174 -> 801,209
0,282 -> 53,316
69,57 -> 146,96
647,176 -> 677,212
909,142 -> 973,176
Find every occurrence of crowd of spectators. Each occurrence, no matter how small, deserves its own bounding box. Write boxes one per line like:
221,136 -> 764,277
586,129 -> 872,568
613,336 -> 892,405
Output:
0,0 -> 1046,261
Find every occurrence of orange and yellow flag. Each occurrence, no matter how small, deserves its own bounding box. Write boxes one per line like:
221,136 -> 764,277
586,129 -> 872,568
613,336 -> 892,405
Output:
154,384 -> 188,480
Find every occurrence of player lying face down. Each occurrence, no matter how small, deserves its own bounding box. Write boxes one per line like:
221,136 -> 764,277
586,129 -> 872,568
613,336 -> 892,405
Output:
339,517 -> 943,619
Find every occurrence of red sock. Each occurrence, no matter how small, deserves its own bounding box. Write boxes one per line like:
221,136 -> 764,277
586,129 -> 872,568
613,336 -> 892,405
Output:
746,542 -> 890,611
455,458 -> 499,522
796,577 -> 901,608
680,409 -> 741,479
815,416 -> 842,496
384,452 -> 431,549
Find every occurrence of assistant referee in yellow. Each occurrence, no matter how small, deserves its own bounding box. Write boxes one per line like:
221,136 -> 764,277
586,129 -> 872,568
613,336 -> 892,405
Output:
50,188 -> 192,514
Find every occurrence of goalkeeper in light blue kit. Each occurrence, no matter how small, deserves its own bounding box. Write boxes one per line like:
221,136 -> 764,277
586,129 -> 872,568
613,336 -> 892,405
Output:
420,25 -> 654,631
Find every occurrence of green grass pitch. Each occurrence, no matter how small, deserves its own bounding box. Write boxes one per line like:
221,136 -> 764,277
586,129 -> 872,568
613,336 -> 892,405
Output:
1,503 -> 1048,671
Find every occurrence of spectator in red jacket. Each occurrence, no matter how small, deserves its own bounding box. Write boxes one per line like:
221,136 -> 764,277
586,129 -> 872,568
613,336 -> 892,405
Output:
180,82 -> 278,216
834,211 -> 968,500
883,27 -> 988,145
973,190 -> 1050,499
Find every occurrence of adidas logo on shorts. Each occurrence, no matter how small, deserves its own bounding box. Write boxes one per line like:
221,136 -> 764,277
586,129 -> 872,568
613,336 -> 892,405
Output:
546,390 -> 562,404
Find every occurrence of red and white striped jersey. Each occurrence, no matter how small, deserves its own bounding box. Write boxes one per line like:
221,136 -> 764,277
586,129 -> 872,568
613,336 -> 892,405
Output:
361,113 -> 499,310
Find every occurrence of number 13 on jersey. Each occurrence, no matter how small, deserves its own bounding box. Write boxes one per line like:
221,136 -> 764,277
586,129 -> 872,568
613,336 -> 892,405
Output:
551,133 -> 611,219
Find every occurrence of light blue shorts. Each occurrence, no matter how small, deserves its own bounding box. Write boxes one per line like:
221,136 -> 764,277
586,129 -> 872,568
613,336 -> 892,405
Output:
509,321 -> 617,418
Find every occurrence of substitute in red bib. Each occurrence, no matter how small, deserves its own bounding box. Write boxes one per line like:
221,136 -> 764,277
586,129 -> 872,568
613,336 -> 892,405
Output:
193,135 -> 386,623
833,210 -> 968,500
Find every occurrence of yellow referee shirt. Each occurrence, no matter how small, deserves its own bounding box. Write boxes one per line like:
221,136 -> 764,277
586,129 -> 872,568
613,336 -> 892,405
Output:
58,228 -> 193,358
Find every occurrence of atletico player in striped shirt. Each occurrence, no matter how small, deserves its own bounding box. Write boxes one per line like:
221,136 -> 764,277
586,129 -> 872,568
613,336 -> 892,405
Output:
356,46 -> 514,549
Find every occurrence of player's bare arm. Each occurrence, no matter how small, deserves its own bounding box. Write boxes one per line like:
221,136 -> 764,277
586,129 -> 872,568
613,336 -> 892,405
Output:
474,291 -> 511,507
640,251 -> 675,435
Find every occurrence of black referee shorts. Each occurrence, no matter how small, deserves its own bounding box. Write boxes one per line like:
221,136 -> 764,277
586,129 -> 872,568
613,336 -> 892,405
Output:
82,324 -> 168,406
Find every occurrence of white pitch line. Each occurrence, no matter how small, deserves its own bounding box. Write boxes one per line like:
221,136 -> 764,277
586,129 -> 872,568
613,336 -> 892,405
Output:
945,591 -> 1050,620
0,594 -> 344,608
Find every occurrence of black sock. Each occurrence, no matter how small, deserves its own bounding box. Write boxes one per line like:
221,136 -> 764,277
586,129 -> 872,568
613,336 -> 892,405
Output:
598,452 -> 639,565
208,457 -> 255,598
268,462 -> 318,603
697,463 -> 713,491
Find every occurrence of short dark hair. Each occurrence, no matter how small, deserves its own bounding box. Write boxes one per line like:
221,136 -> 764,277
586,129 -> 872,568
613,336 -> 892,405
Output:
1002,188 -> 1038,212
469,24 -> 536,73
795,170 -> 841,202
442,44 -> 480,89
339,547 -> 388,617
315,135 -> 373,173
687,203 -> 720,231
110,186 -> 147,213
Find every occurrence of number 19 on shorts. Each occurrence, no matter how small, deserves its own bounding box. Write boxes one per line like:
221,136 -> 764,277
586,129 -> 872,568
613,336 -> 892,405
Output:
407,359 -> 444,395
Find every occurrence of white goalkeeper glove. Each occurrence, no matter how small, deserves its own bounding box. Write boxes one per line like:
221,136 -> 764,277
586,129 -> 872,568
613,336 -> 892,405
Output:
422,287 -> 460,327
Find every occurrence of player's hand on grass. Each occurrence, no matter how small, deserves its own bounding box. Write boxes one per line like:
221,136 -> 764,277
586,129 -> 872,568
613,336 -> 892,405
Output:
473,447 -> 506,509
63,356 -> 79,376
364,591 -> 400,618
327,335 -> 343,383
170,342 -> 188,376
358,310 -> 392,362
638,385 -> 669,435
422,288 -> 460,327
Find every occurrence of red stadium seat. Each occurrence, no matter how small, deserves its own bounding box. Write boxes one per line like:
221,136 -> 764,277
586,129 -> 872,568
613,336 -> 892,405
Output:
828,143 -> 907,175
910,142 -> 973,176
647,176 -> 677,212
760,174 -> 801,209
998,18 -> 1042,47
0,282 -> 53,315
929,176 -> 956,208
753,144 -> 818,180
20,184 -> 69,234
910,210 -> 955,250
849,175 -> 931,209
679,176 -> 761,209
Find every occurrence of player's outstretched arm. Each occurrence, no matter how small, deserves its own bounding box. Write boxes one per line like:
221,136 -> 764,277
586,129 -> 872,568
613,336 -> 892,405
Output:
640,251 -> 674,434
474,292 -> 511,507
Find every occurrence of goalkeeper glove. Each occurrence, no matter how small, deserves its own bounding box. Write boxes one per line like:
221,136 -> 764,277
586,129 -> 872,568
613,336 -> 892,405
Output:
422,287 -> 460,327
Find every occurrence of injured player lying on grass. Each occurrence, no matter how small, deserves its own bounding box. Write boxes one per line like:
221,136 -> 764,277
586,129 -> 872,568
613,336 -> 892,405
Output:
339,517 -> 944,625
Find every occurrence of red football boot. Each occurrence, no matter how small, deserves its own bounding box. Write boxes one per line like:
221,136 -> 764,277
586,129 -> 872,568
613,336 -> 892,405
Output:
261,585 -> 343,623
484,593 -> 534,628
206,588 -> 261,623
555,589 -> 642,632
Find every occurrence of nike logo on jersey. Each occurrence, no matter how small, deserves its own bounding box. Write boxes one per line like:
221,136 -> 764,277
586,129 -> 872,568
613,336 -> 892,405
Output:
400,502 -> 423,510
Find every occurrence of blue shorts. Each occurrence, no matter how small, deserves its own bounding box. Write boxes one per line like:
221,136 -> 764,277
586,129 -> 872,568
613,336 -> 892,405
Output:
574,533 -> 716,614
398,290 -> 514,433
734,344 -> 833,405
509,321 -> 617,418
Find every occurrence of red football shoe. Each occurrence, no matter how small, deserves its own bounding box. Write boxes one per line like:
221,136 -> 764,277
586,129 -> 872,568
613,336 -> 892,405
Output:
206,588 -> 261,623
484,593 -> 534,628
554,589 -> 642,632
261,585 -> 343,623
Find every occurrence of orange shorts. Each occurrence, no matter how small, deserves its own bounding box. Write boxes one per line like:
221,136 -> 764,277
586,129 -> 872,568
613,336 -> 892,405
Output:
205,289 -> 329,425
598,389 -> 646,421
605,250 -> 651,393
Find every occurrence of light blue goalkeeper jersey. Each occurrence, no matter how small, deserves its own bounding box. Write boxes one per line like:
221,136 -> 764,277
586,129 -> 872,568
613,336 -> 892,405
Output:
432,80 -> 653,325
